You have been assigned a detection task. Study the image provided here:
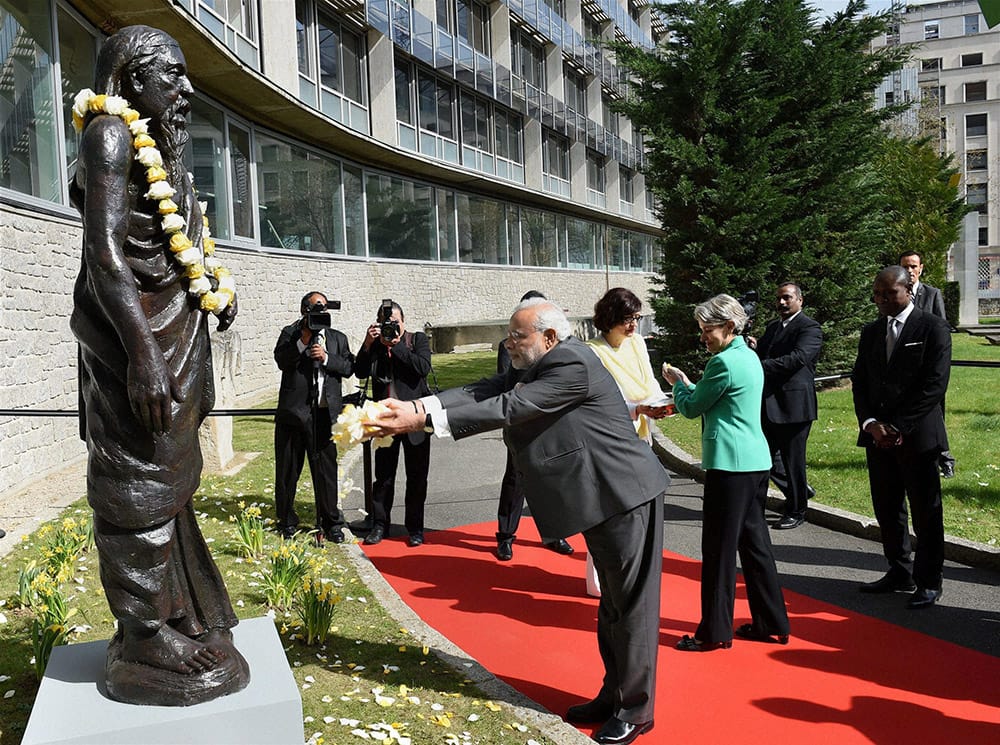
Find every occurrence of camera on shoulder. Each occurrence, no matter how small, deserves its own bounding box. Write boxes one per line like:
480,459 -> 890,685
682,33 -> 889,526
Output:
379,298 -> 400,342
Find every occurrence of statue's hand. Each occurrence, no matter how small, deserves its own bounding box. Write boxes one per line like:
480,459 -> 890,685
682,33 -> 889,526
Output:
217,295 -> 238,332
128,357 -> 185,434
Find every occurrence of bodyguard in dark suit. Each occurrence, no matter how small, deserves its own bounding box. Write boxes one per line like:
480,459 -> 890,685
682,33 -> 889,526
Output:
852,266 -> 951,609
274,291 -> 354,542
372,299 -> 669,745
356,301 -> 433,547
899,251 -> 955,479
753,283 -> 822,529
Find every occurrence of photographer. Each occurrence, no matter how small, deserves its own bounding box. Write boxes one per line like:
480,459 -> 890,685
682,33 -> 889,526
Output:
273,291 -> 355,543
356,301 -> 433,547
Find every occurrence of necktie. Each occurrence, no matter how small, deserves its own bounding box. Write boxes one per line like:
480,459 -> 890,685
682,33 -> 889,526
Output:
886,318 -> 899,359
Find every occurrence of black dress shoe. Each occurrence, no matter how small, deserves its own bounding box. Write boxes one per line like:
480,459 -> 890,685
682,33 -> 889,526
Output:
496,535 -> 514,561
676,634 -> 731,652
907,587 -> 942,609
278,526 -> 297,540
858,572 -> 916,594
407,532 -> 424,547
593,716 -> 653,745
325,529 -> 345,544
773,514 -> 805,530
363,525 -> 385,545
546,538 -> 574,555
565,697 -> 614,724
734,623 -> 789,645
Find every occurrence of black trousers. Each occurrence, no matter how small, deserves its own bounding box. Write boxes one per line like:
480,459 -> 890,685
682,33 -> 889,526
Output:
763,419 -> 812,519
698,469 -> 789,644
274,415 -> 343,534
371,433 -> 431,535
583,495 -> 663,725
497,449 -> 525,538
866,446 -> 944,590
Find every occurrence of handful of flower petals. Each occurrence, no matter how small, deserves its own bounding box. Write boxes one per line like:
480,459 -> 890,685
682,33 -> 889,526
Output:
332,401 -> 395,453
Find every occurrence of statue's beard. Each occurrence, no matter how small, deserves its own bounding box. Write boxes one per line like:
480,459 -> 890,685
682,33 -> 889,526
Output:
152,104 -> 190,184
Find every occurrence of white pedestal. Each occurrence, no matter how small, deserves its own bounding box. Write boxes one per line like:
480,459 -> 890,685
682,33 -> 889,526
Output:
23,617 -> 303,745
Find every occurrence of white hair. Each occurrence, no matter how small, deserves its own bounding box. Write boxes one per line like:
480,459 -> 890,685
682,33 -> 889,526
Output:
693,294 -> 748,334
514,298 -> 572,341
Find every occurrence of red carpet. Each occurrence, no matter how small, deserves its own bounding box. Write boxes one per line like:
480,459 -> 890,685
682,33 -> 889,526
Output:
362,520 -> 1000,744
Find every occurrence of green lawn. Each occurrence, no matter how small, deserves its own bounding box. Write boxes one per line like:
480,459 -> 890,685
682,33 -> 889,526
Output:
657,332 -> 1000,546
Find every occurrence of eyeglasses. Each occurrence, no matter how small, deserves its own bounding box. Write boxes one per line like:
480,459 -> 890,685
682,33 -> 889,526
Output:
621,314 -> 643,325
506,328 -> 539,342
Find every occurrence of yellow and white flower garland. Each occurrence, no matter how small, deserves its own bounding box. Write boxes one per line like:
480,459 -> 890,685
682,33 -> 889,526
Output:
72,89 -> 235,314
332,400 -> 394,453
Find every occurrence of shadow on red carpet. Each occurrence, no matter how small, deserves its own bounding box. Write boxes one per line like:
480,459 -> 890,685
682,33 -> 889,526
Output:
361,520 -> 1000,744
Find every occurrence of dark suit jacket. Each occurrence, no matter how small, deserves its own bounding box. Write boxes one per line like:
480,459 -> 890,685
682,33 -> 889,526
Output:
755,313 -> 822,424
913,282 -> 946,321
274,321 -> 355,430
356,331 -> 433,445
436,337 -> 671,541
851,306 -> 951,455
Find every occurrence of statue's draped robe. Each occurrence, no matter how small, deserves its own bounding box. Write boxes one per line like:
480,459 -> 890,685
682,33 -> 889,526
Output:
70,148 -> 236,636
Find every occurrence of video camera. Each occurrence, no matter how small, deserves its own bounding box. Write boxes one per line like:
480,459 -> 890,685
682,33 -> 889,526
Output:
304,299 -> 340,337
379,299 -> 400,342
738,290 -> 758,339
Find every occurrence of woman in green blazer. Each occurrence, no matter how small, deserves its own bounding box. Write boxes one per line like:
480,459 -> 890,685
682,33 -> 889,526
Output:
663,294 -> 791,651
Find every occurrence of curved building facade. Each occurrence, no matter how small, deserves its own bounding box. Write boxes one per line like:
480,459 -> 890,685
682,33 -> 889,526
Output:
0,0 -> 662,493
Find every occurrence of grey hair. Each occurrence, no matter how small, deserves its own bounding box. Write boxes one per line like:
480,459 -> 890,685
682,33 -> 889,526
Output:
515,297 -> 573,341
693,294 -> 748,335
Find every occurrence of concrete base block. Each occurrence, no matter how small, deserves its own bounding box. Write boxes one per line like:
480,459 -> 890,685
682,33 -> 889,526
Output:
23,616 -> 303,745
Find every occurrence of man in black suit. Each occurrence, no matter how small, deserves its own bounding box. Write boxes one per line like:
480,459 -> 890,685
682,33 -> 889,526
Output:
356,301 -> 433,547
852,266 -> 951,609
752,283 -> 822,530
899,251 -> 955,479
494,290 -> 573,560
373,298 -> 670,745
274,292 -> 355,543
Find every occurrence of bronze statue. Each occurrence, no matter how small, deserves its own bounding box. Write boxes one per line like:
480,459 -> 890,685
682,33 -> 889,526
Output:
70,25 -> 248,706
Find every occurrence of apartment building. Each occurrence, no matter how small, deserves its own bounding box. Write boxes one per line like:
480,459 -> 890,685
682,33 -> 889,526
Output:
0,0 -> 662,493
873,0 -> 1000,304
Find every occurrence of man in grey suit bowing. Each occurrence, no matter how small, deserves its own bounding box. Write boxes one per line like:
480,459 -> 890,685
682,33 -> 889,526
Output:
373,298 -> 669,745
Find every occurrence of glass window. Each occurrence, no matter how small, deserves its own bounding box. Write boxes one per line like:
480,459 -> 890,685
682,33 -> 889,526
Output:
187,98 -> 231,240
57,6 -> 99,181
567,217 -> 596,269
366,173 -> 437,260
587,150 -> 605,192
967,149 -> 988,171
0,0 -> 61,202
199,0 -> 255,39
920,58 -> 941,72
456,194 -> 509,264
964,14 -> 980,35
228,122 -> 254,238
620,167 -> 634,203
923,21 -> 939,40
967,113 -> 987,137
884,91 -> 894,106
343,163 -> 365,256
542,129 -> 569,179
295,0 -> 310,75
584,14 -> 602,42
256,133 -> 344,253
961,52 -> 983,67
979,227 -> 988,246
460,91 -> 490,151
966,81 -> 987,102
510,25 -> 545,90
317,9 -> 365,103
967,183 -> 987,213
541,0 -> 565,18
520,207 -> 558,267
395,59 -> 413,124
494,109 -> 522,164
564,67 -> 586,113
417,70 -> 454,138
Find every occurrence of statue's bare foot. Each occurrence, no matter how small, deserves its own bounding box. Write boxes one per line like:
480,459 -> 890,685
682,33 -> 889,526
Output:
198,628 -> 233,659
120,623 -> 224,674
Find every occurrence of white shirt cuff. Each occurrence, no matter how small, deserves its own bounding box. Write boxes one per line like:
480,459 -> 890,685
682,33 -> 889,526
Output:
861,418 -> 876,432
420,396 -> 452,438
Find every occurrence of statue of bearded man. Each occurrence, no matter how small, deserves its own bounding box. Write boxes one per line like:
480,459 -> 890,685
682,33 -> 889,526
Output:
70,25 -> 247,706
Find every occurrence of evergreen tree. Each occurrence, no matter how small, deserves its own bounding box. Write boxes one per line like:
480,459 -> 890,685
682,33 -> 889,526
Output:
875,136 -> 970,287
613,0 -> 909,373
